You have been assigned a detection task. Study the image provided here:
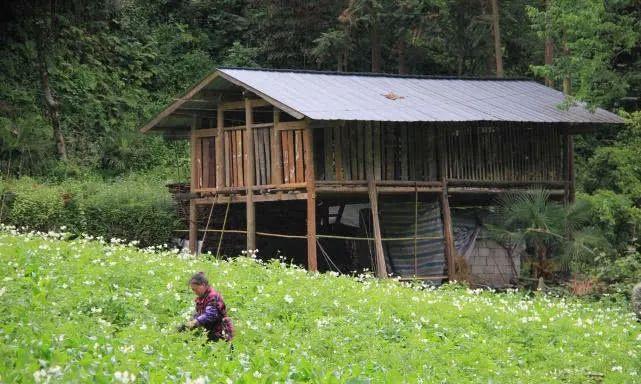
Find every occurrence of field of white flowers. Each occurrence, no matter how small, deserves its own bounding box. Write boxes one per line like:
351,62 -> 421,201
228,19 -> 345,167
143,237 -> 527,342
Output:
1,227 -> 640,383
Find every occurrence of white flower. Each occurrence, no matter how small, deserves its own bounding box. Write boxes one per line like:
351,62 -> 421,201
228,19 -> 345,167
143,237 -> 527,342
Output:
253,371 -> 262,378
0,287 -> 5,297
284,294 -> 294,304
114,371 -> 136,383
611,366 -> 623,373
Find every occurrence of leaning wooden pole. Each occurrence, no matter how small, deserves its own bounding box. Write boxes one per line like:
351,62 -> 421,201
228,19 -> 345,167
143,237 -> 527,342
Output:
303,119 -> 317,271
368,180 -> 387,278
244,98 -> 256,251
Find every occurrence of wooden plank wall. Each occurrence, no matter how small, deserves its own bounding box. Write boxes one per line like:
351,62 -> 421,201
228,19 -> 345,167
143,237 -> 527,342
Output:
280,128 -> 308,184
316,122 -> 563,182
441,124 -> 563,181
319,121 -> 439,181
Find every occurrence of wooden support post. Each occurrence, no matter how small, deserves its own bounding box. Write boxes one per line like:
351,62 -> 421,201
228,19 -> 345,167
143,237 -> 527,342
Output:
189,114 -> 199,254
303,119 -> 318,271
215,105 -> 224,188
271,109 -> 283,185
440,180 -> 455,281
189,199 -> 198,255
244,98 -> 256,250
368,179 -> 387,278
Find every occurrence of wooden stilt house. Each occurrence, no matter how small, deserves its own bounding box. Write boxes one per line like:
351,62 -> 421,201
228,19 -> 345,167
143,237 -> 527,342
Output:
141,67 -> 622,283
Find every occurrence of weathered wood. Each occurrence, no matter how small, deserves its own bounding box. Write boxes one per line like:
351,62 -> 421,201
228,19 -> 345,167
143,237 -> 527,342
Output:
189,199 -> 198,254
216,107 -> 224,188
236,129 -> 243,186
295,129 -> 304,182
224,131 -> 231,187
334,125 -> 344,180
140,72 -> 220,133
271,109 -> 283,185
324,127 -> 333,180
193,128 -> 219,138
440,181 -> 455,281
303,120 -> 317,272
219,98 -> 270,111
276,121 -> 307,131
368,179 -> 387,278
281,130 -> 290,184
244,98 -> 256,250
202,136 -> 210,188
223,122 -> 273,131
373,122 -> 381,180
287,130 -> 296,182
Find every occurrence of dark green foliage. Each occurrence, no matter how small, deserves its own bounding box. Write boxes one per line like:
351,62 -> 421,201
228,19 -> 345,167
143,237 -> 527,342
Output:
0,177 -> 178,246
487,189 -> 608,279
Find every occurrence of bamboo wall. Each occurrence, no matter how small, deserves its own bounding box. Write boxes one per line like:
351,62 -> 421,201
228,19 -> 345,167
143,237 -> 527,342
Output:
192,118 -> 566,191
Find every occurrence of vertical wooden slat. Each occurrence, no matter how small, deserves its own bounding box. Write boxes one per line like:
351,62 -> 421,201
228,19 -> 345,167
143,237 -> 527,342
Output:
230,131 -> 236,186
271,110 -> 283,185
216,107 -> 224,188
440,182 -> 455,281
295,129 -> 304,182
324,126 -> 333,180
224,131 -> 231,187
334,125 -> 344,180
365,122 -> 373,179
236,130 -> 244,186
245,98 -> 256,251
400,124 -> 408,180
303,120 -> 317,271
288,131 -> 296,182
254,128 -> 261,185
202,137 -> 210,188
373,122 -> 381,180
208,138 -> 216,188
357,122 -> 365,180
263,129 -> 271,184
281,130 -> 290,184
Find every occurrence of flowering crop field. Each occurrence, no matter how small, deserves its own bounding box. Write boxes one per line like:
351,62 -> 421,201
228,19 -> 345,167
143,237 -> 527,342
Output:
1,229 -> 640,383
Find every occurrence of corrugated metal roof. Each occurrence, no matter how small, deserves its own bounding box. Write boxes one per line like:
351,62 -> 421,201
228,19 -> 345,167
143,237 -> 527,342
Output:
216,67 -> 623,124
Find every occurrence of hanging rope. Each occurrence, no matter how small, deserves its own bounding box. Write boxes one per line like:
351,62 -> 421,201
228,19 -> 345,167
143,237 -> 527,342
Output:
359,209 -> 375,272
215,197 -> 231,259
199,194 -> 219,255
317,239 -> 343,274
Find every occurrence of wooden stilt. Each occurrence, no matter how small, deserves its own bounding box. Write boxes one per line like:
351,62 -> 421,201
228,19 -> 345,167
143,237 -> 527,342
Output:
368,179 -> 387,278
303,119 -> 317,271
245,98 -> 256,250
189,199 -> 198,254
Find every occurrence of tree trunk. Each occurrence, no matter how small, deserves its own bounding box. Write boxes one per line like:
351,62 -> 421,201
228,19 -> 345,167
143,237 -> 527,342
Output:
370,22 -> 382,72
489,0 -> 504,77
544,0 -> 554,87
397,38 -> 407,75
562,39 -> 571,95
36,23 -> 67,160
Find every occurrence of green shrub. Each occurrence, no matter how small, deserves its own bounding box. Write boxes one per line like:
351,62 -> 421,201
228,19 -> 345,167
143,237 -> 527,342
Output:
0,176 -> 178,246
3,177 -> 81,232
83,179 -> 178,246
633,283 -> 641,320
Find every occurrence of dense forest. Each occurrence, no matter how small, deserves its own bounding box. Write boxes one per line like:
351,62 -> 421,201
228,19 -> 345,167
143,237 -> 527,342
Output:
1,1 -> 641,291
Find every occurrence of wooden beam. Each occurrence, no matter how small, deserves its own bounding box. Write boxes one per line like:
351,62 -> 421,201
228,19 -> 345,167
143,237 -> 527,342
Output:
193,128 -> 218,138
216,106 -> 224,189
368,179 -> 387,278
303,119 -> 317,272
440,180 -> 455,281
245,98 -> 256,251
220,99 -> 270,111
140,72 -> 220,132
271,109 -> 283,185
276,121 -> 307,131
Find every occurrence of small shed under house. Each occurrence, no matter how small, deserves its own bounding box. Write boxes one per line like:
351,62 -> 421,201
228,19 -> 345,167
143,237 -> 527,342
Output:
141,67 -> 623,286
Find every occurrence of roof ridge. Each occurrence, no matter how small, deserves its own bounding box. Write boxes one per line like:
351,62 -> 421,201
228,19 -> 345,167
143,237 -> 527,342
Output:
217,66 -> 533,82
